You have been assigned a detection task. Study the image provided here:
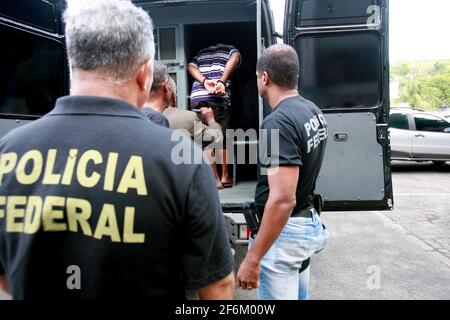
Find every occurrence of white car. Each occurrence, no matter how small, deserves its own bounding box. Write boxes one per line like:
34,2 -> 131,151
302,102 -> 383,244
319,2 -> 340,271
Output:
389,109 -> 450,164
441,109 -> 450,120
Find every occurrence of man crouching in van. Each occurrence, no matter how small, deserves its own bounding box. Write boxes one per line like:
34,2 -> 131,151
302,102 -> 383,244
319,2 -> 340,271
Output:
237,44 -> 329,300
0,0 -> 234,300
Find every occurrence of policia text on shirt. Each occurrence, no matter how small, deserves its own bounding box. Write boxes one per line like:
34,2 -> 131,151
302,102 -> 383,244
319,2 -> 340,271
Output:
0,149 -> 147,243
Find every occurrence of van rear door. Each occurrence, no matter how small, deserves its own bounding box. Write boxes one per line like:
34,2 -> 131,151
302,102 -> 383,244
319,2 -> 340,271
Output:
0,0 -> 67,137
284,0 -> 393,211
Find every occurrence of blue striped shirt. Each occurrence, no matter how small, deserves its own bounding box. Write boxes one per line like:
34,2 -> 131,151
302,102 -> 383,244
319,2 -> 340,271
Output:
189,44 -> 241,106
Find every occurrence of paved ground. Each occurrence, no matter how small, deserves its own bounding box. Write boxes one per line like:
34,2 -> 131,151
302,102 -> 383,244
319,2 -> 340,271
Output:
1,161 -> 449,300
386,161 -> 450,261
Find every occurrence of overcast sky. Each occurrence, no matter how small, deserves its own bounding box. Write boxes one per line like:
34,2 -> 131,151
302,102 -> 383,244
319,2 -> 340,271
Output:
269,0 -> 450,62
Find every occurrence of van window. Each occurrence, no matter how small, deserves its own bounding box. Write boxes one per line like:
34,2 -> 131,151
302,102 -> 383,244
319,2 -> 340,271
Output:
155,27 -> 177,61
296,0 -> 378,27
0,25 -> 65,117
414,114 -> 450,133
297,32 -> 381,109
389,113 -> 409,130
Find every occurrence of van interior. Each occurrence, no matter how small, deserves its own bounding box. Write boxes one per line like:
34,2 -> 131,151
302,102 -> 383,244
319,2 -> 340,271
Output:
184,22 -> 260,182
184,22 -> 259,133
142,0 -> 275,184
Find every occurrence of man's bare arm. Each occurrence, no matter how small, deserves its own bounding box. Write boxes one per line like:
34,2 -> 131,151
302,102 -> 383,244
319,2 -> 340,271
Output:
0,275 -> 11,295
188,64 -> 206,84
215,53 -> 241,95
198,272 -> 235,300
220,53 -> 241,83
237,166 -> 299,289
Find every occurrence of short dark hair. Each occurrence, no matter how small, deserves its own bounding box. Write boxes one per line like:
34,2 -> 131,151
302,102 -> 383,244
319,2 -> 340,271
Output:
151,61 -> 169,92
256,44 -> 299,89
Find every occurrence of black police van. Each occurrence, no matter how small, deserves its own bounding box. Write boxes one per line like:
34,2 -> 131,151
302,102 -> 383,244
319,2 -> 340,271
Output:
0,0 -> 393,244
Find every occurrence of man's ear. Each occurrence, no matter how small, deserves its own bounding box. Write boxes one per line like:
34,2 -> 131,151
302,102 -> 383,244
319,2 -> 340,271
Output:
262,71 -> 270,86
162,79 -> 169,94
137,60 -> 153,93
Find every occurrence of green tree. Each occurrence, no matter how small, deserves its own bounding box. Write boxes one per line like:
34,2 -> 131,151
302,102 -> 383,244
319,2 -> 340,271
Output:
425,74 -> 450,108
391,63 -> 410,81
398,63 -> 411,76
397,77 -> 442,110
432,62 -> 447,75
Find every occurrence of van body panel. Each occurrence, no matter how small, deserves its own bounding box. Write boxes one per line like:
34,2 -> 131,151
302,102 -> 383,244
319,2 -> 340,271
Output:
140,2 -> 256,25
316,113 -> 385,202
0,119 -> 34,138
0,0 -> 62,35
285,0 -> 393,211
296,0 -> 382,27
0,1 -> 67,138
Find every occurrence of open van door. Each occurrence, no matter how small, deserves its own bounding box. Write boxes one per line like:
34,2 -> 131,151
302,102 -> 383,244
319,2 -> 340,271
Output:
284,0 -> 393,211
0,0 -> 67,137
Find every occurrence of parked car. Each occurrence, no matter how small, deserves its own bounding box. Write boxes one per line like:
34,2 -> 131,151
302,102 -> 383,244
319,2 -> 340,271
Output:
440,108 -> 450,119
389,108 -> 450,164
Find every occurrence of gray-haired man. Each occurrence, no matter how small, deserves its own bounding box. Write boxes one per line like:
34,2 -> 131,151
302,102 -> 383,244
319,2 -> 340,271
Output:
141,61 -> 170,127
0,0 -> 234,299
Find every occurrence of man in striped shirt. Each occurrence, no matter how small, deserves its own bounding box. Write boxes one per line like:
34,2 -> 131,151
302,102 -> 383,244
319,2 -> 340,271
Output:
188,44 -> 241,189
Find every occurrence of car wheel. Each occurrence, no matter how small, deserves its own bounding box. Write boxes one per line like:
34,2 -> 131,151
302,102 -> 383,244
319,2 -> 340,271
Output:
432,161 -> 446,165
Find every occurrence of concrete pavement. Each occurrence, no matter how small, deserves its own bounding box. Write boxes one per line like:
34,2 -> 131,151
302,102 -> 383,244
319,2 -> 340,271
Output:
310,211 -> 450,300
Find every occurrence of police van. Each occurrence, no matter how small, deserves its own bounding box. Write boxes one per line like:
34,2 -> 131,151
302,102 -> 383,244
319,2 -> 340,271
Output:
0,0 -> 393,244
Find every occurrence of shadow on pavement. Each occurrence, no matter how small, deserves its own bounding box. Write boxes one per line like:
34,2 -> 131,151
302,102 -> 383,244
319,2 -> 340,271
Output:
391,161 -> 450,173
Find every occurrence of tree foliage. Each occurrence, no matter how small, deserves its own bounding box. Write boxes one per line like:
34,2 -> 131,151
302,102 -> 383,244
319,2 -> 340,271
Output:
391,60 -> 450,111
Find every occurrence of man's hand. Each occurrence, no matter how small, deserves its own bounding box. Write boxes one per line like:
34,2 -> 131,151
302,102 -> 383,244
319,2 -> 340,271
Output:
0,275 -> 11,296
214,81 -> 226,96
237,167 -> 300,291
237,254 -> 260,290
203,79 -> 217,94
200,107 -> 216,124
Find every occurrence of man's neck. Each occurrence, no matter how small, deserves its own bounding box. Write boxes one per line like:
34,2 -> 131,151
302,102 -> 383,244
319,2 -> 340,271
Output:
70,71 -> 140,108
267,87 -> 299,110
145,97 -> 168,113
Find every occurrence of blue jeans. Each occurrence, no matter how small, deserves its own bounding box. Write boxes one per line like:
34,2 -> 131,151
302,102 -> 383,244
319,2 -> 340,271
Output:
249,209 -> 329,300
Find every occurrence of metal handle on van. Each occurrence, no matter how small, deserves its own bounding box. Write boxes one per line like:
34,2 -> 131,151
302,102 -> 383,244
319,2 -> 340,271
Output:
415,134 -> 425,138
295,22 -> 381,33
334,132 -> 349,142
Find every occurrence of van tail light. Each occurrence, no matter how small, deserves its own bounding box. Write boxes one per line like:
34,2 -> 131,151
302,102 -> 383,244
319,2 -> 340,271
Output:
238,224 -> 250,240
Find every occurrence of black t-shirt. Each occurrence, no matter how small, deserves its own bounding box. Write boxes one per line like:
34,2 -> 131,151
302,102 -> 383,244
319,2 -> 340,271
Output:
255,95 -> 328,216
0,96 -> 233,299
141,107 -> 170,128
